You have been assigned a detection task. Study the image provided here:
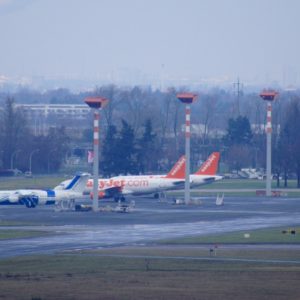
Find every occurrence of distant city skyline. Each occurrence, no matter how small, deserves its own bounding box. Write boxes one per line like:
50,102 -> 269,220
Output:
1,0 -> 300,90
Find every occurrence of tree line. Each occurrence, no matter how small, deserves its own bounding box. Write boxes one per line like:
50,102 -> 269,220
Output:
0,97 -> 69,174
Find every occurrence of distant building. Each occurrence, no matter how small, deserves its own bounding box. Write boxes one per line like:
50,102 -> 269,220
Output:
15,104 -> 91,136
180,123 -> 280,138
181,124 -> 226,138
251,124 -> 281,135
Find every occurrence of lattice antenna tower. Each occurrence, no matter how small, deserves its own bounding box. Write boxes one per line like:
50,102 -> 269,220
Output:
233,77 -> 243,116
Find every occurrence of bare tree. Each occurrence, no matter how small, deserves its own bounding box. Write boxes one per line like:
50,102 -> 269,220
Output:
200,95 -> 218,145
122,86 -> 151,135
0,97 -> 29,169
94,84 -> 122,129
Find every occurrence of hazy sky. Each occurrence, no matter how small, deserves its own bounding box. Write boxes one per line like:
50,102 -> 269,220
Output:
1,0 -> 300,86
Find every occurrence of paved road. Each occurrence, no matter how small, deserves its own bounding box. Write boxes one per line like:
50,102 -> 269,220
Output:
0,196 -> 299,258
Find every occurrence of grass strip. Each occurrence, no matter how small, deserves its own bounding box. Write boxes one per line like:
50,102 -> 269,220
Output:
0,176 -> 65,189
0,229 -> 51,240
157,227 -> 300,244
0,253 -> 299,300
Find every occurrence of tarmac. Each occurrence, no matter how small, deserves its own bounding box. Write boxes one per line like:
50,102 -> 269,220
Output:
0,195 -> 300,258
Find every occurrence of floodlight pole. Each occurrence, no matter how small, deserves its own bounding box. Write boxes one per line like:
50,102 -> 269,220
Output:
266,101 -> 272,196
85,97 -> 108,212
93,109 -> 100,211
177,93 -> 197,205
259,90 -> 278,197
185,104 -> 191,204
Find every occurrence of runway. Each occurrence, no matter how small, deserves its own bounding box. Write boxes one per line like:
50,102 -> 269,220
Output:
0,196 -> 300,258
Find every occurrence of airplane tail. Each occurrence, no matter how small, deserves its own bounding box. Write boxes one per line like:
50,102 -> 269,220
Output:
165,155 -> 186,179
65,172 -> 90,193
194,152 -> 220,175
54,179 -> 71,190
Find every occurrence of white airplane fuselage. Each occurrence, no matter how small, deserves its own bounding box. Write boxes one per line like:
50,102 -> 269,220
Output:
0,173 -> 90,208
0,189 -> 84,206
87,175 -> 184,196
85,173 -> 222,197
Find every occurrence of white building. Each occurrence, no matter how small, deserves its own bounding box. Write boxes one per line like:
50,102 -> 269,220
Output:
15,104 -> 91,136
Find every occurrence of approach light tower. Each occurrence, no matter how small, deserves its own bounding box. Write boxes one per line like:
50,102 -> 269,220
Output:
177,93 -> 197,205
85,97 -> 108,212
259,90 -> 278,197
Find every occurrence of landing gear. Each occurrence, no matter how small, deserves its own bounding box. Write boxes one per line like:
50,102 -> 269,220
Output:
154,192 -> 166,200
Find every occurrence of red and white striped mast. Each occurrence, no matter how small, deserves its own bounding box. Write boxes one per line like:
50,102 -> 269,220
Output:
85,97 -> 108,212
259,90 -> 278,197
177,93 -> 197,205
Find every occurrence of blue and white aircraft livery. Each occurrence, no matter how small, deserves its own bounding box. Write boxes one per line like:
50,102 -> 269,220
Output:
0,173 -> 90,208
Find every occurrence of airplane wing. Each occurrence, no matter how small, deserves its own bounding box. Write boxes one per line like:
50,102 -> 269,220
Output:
95,186 -> 123,199
202,177 -> 216,184
172,180 -> 185,186
0,191 -> 38,207
9,191 -> 41,208
103,186 -> 122,197
0,192 -> 20,205
14,190 -> 54,208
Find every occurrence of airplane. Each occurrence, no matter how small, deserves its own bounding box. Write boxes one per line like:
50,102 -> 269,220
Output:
89,152 -> 221,201
89,155 -> 186,201
0,172 -> 90,208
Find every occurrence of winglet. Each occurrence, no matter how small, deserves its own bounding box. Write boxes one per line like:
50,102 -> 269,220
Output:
165,155 -> 186,179
194,152 -> 220,175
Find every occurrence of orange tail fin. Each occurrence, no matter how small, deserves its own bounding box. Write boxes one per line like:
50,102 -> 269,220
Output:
195,152 -> 220,175
165,155 -> 186,179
